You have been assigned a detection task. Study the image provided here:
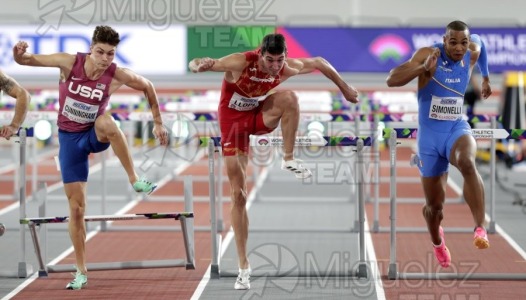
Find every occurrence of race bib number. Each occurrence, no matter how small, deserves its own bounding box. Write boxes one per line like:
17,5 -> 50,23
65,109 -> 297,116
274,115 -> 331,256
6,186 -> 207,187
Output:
429,95 -> 463,121
62,97 -> 99,124
228,92 -> 268,111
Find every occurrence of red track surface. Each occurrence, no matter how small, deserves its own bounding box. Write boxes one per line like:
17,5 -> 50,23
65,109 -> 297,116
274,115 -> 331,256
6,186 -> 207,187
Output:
6,148 -> 526,299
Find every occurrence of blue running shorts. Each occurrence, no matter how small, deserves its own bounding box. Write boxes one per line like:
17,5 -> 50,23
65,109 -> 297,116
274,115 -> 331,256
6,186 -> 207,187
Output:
416,120 -> 472,177
58,127 -> 110,183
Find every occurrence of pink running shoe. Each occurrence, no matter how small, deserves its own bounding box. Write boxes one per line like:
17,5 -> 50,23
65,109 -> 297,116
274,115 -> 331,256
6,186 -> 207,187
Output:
473,226 -> 490,249
433,226 -> 451,268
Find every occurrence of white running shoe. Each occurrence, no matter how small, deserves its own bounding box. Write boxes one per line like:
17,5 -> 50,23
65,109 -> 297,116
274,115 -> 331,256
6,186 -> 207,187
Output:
234,267 -> 251,290
281,159 -> 312,179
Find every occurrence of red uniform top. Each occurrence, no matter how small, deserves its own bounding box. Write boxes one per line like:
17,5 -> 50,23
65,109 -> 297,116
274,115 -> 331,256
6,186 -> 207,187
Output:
57,53 -> 116,132
218,50 -> 284,126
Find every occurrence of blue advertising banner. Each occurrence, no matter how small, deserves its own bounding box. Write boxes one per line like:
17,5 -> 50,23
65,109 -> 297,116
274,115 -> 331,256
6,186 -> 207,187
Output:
279,27 -> 526,73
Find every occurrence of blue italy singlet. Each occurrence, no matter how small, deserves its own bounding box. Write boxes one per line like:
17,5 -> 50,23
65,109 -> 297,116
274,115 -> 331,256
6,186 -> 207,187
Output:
416,44 -> 473,177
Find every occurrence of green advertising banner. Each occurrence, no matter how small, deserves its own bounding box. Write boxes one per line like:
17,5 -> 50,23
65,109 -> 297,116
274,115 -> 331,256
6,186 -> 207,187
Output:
187,26 -> 276,64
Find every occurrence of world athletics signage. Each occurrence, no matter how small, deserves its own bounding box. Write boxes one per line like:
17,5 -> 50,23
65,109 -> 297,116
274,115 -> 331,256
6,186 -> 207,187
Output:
275,27 -> 526,74
186,26 -> 526,74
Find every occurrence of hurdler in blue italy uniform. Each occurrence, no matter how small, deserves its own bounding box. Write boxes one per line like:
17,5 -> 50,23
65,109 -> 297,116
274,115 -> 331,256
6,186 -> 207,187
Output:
387,21 -> 492,269
418,42 -> 471,173
13,25 -> 168,290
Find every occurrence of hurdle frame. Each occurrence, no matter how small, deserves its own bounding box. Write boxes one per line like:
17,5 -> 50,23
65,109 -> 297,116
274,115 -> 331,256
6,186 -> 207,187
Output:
386,124 -> 526,280
17,128 -> 34,278
206,135 -> 371,279
20,176 -> 195,277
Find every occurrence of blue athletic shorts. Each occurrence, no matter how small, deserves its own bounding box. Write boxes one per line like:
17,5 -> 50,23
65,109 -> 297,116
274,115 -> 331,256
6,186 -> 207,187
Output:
58,127 -> 110,183
416,120 -> 472,177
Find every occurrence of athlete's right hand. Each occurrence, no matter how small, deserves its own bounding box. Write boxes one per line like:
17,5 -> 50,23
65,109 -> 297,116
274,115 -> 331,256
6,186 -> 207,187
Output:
13,41 -> 28,57
423,48 -> 440,72
196,57 -> 215,72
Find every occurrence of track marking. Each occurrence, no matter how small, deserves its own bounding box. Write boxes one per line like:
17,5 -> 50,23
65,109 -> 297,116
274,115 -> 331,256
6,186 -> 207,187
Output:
364,213 -> 386,300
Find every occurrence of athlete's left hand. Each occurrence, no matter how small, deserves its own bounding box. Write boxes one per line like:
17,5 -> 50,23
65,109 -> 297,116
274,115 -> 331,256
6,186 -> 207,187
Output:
342,84 -> 359,103
481,79 -> 492,99
0,125 -> 17,140
152,123 -> 169,146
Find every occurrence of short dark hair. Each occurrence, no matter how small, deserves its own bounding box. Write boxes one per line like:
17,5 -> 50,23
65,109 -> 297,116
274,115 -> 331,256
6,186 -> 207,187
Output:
445,20 -> 470,35
260,33 -> 287,55
91,25 -> 120,46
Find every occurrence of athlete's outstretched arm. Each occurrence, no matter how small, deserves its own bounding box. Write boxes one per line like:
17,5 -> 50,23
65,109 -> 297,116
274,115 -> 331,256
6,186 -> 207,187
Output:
188,53 -> 246,73
13,41 -> 74,69
287,57 -> 359,103
0,71 -> 30,139
386,47 -> 438,87
114,68 -> 168,145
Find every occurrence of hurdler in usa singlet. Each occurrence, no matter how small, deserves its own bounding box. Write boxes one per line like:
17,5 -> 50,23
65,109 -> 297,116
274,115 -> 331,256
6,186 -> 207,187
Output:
57,52 -> 116,132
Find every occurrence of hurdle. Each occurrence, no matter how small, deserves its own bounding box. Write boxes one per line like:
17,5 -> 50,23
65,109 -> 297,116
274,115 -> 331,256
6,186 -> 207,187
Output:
370,113 -> 505,233
386,123 -> 526,280
19,175 -> 195,277
204,135 -> 372,279
15,128 -> 35,278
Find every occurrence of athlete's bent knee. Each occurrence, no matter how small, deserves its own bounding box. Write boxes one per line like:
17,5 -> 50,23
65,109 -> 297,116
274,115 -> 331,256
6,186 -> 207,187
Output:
280,91 -> 299,110
95,115 -> 120,137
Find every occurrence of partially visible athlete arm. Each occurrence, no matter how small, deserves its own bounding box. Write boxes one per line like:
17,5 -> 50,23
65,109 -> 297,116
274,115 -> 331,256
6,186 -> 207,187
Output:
470,34 -> 489,78
469,34 -> 492,99
0,71 -> 30,139
13,41 -> 74,69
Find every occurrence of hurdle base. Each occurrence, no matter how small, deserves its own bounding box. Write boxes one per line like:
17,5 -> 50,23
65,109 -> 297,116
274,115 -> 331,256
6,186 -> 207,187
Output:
18,262 -> 33,278
47,259 -> 187,273
356,262 -> 368,279
210,264 -> 220,279
398,272 -> 526,280
388,263 -> 398,280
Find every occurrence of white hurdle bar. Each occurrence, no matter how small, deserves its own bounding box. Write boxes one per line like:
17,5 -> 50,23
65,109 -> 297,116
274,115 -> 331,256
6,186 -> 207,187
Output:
386,121 -> 526,280
20,211 -> 195,277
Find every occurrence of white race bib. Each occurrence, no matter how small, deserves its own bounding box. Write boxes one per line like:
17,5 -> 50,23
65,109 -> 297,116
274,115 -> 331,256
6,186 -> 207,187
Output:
62,97 -> 99,124
429,95 -> 463,121
228,92 -> 268,111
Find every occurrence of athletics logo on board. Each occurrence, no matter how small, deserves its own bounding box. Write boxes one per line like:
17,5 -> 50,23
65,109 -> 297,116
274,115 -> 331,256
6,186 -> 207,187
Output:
369,34 -> 411,63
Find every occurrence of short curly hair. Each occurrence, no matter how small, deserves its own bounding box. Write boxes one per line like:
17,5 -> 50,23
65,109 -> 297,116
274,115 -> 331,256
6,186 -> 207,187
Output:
91,25 -> 120,46
445,20 -> 470,35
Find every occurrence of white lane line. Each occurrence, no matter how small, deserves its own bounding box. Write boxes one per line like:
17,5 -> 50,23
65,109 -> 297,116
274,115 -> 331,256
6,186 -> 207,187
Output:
495,223 -> 526,260
364,213 -> 386,300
